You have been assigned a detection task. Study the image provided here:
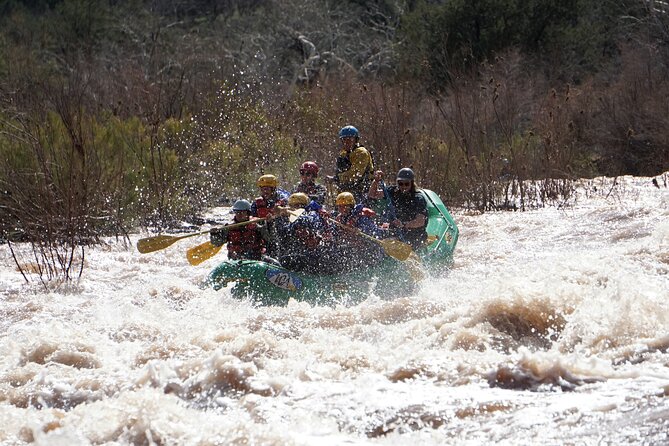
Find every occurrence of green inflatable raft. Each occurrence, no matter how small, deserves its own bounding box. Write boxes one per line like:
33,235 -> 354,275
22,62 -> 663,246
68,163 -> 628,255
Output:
206,189 -> 458,306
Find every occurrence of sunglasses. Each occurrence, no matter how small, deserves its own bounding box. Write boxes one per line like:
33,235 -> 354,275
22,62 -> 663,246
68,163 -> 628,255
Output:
397,180 -> 412,187
300,170 -> 316,177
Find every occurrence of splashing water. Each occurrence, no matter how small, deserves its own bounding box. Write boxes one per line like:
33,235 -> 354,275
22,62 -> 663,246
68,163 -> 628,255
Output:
1,174 -> 668,445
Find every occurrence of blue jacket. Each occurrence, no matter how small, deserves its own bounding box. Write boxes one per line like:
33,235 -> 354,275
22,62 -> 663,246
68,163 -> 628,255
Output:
334,204 -> 386,239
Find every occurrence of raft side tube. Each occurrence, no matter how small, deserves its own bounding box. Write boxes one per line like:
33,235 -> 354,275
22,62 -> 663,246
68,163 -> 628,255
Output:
419,189 -> 459,258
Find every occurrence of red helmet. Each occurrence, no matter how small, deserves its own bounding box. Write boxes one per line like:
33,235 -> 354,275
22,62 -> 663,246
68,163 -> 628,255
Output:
300,161 -> 319,176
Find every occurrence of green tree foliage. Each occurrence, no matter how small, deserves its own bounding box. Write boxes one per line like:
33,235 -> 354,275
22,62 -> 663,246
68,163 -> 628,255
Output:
397,0 -> 645,89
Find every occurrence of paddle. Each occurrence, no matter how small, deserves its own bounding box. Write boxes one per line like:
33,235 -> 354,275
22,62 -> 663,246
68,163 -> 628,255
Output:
186,241 -> 224,266
327,217 -> 413,261
137,229 -> 213,254
137,217 -> 270,254
185,208 -> 306,266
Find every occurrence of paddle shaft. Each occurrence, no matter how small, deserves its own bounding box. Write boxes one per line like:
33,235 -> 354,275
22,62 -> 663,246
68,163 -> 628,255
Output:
327,217 -> 378,243
219,217 -> 266,231
137,217 -> 267,254
184,209 -> 304,265
381,180 -> 411,239
327,216 -> 413,261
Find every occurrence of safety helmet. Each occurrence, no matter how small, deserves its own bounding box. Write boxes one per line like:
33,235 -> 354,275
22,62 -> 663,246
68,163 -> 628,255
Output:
300,161 -> 319,176
232,199 -> 252,212
396,168 -> 415,182
338,125 -> 359,139
288,192 -> 309,207
335,192 -> 356,206
257,174 -> 278,188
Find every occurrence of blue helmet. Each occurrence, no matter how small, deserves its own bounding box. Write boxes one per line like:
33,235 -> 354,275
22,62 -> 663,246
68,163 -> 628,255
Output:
232,199 -> 252,212
339,125 -> 359,139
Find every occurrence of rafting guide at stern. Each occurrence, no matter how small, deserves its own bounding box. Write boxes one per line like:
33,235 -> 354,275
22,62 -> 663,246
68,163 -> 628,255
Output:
368,167 -> 428,250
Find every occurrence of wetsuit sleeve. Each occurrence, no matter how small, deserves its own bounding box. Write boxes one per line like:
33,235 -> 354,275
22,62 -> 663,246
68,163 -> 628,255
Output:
374,185 -> 396,222
337,147 -> 372,185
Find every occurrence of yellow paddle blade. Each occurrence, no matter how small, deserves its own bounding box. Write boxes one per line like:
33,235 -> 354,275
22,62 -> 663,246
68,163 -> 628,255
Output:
187,242 -> 223,266
137,229 -> 210,254
379,238 -> 413,261
137,235 -> 182,254
427,234 -> 438,244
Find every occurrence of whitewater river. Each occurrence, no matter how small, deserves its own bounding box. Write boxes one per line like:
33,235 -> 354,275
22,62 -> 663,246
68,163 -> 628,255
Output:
1,174 -> 668,445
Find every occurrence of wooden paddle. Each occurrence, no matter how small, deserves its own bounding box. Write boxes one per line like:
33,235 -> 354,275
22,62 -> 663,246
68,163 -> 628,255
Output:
137,217 -> 268,254
186,241 -> 224,266
185,208 -> 305,266
137,229 -> 213,254
327,217 -> 414,262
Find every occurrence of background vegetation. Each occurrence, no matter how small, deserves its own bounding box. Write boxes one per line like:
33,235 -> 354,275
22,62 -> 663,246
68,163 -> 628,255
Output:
1,0 -> 668,282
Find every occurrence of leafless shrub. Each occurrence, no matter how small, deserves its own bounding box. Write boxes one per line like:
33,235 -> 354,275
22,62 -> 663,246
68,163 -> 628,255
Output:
0,112 -> 90,286
273,55 -> 580,212
583,43 -> 669,176
0,69 -> 131,285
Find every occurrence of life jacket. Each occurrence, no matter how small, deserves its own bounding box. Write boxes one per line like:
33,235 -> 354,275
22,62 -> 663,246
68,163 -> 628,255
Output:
227,222 -> 265,260
336,212 -> 359,226
295,182 -> 318,195
332,206 -> 385,266
336,146 -> 374,175
386,187 -> 427,228
334,206 -> 384,244
254,195 -> 288,218
336,205 -> 376,227
293,182 -> 327,205
335,145 -> 374,198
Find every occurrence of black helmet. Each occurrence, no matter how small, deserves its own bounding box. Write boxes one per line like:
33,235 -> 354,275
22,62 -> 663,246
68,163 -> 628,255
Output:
396,168 -> 415,181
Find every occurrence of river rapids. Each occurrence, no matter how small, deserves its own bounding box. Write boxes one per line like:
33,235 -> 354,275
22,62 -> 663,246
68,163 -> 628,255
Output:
1,174 -> 668,445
